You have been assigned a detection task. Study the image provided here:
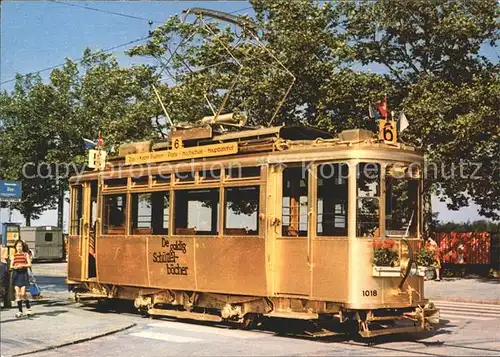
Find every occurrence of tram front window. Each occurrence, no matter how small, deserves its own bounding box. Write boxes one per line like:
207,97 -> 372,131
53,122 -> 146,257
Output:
317,163 -> 348,236
357,163 -> 380,237
385,165 -> 419,237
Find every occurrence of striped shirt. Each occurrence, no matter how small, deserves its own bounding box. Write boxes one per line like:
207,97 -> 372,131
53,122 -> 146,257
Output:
13,252 -> 28,267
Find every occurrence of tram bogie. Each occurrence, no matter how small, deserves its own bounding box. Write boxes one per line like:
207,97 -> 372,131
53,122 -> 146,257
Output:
67,123 -> 439,337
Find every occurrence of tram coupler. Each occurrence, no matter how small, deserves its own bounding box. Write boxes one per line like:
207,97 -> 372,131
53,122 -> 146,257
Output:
404,302 -> 440,330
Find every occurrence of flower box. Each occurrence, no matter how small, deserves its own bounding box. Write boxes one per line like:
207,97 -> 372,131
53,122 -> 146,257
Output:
372,266 -> 402,277
372,239 -> 399,267
417,266 -> 435,280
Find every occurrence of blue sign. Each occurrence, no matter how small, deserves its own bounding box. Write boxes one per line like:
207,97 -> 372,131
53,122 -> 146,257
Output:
0,180 -> 22,200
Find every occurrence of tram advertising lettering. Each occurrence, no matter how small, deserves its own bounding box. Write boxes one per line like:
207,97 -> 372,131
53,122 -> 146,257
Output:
152,238 -> 189,276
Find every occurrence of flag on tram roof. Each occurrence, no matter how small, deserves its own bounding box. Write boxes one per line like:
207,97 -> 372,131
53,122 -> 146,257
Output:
83,138 -> 96,149
97,131 -> 104,148
399,111 -> 409,132
368,104 -> 380,119
375,95 -> 388,119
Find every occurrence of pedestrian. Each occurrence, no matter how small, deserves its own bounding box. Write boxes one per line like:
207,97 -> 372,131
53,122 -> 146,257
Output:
426,237 -> 441,281
1,243 -> 8,304
11,240 -> 33,317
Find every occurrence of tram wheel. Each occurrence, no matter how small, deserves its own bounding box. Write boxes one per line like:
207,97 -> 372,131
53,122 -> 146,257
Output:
242,313 -> 260,330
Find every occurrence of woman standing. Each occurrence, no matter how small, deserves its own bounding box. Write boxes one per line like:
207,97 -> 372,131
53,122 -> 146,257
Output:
426,237 -> 442,281
11,240 -> 33,317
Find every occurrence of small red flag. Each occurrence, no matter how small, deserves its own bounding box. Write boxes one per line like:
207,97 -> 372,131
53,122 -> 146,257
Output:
97,131 -> 104,147
376,95 -> 388,119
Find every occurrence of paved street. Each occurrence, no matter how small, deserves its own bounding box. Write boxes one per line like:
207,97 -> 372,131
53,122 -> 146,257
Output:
1,263 -> 499,357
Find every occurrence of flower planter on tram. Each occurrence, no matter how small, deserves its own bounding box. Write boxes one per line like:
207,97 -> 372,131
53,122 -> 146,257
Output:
372,266 -> 401,277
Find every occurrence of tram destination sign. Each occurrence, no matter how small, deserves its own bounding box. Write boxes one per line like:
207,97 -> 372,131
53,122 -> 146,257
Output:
0,180 -> 22,202
125,142 -> 238,165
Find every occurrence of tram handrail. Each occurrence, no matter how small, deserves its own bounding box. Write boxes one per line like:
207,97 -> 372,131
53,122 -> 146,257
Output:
399,210 -> 416,290
399,237 -> 415,290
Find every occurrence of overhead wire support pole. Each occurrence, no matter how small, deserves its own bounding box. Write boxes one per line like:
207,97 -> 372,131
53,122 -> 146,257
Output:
197,16 -> 244,122
152,84 -> 173,128
182,7 -> 296,127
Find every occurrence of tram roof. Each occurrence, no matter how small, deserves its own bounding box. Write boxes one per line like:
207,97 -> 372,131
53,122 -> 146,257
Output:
72,124 -> 423,182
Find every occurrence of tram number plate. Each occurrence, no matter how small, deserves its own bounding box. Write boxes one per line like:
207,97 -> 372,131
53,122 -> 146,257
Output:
362,290 -> 378,297
378,119 -> 397,144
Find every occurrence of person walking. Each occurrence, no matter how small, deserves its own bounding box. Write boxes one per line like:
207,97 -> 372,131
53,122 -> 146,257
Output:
11,240 -> 33,317
426,237 -> 441,281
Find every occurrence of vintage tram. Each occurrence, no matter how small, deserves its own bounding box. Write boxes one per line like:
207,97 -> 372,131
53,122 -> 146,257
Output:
67,118 -> 439,338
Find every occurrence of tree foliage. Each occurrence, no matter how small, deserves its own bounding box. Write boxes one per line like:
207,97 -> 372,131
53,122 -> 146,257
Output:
338,0 -> 499,219
0,50 -> 159,224
1,0 -> 498,223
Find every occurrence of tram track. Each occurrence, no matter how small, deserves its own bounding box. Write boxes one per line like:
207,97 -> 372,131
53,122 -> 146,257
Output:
44,296 -> 500,356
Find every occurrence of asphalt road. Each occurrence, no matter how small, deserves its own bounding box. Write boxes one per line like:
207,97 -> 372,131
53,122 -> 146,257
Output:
1,262 -> 499,357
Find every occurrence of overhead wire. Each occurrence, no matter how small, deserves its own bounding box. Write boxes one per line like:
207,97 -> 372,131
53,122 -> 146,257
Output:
0,36 -> 150,86
48,0 -> 164,24
1,5 -> 254,87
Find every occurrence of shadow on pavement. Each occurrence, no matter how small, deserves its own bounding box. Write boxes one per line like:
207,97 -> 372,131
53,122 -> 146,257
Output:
0,309 -> 69,324
440,277 -> 500,284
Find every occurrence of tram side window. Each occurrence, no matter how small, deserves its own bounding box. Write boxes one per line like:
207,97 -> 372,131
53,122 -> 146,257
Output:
174,189 -> 219,235
225,166 -> 261,179
317,163 -> 349,236
131,193 -> 152,234
89,181 -> 98,232
225,186 -> 260,235
103,194 -> 127,235
70,185 -> 83,235
131,192 -> 170,235
357,163 -> 380,237
282,167 -> 308,237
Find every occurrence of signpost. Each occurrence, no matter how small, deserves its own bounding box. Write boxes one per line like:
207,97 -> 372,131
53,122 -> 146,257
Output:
0,180 -> 22,202
0,180 -> 22,308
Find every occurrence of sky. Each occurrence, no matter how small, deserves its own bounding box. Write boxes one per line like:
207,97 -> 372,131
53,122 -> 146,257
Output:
0,1 -> 496,231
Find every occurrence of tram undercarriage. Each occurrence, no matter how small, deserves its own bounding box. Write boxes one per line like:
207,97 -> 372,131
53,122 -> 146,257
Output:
70,281 -> 439,339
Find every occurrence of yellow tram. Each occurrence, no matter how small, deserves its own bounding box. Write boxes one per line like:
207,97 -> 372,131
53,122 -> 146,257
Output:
67,118 -> 439,338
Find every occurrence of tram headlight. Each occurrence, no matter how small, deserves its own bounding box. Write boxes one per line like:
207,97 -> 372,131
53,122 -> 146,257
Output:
408,261 -> 418,277
400,257 -> 418,277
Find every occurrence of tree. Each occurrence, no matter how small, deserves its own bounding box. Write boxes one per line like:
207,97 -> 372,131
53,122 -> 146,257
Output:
0,49 -> 161,224
0,75 -> 60,225
338,0 -> 499,221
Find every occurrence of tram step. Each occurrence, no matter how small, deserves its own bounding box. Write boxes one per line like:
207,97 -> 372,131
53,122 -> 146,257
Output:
263,311 -> 319,320
304,329 -> 343,338
148,308 -> 223,322
77,292 -> 108,299
359,325 -> 423,338
368,315 -> 406,321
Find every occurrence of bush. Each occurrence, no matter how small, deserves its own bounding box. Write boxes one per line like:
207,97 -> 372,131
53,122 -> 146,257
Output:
416,245 -> 435,267
373,240 -> 399,267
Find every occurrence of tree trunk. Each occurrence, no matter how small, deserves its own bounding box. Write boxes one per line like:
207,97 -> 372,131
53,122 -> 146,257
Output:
423,189 -> 433,236
25,213 -> 31,227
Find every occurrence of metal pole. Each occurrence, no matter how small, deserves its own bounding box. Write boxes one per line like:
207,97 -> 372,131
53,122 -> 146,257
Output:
0,202 -> 3,246
152,85 -> 173,127
57,184 -> 64,229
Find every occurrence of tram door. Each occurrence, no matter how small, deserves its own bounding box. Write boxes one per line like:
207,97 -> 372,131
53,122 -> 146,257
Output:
275,167 -> 312,296
81,181 -> 98,279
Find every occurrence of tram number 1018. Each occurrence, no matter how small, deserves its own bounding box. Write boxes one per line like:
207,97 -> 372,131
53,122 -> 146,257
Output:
362,290 -> 378,297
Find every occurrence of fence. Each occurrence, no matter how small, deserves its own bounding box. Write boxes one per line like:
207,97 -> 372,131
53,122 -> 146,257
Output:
436,232 -> 491,265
